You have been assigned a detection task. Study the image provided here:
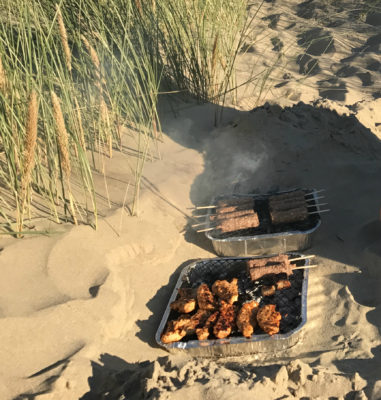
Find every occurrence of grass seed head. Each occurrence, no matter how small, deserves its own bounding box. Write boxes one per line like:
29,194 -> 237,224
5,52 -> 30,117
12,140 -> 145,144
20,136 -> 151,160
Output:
81,35 -> 100,71
56,4 -> 72,72
21,90 -> 38,193
51,91 -> 71,177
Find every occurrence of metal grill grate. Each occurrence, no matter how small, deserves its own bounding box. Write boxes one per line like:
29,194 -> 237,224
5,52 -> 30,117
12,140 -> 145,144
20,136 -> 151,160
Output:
166,256 -> 306,341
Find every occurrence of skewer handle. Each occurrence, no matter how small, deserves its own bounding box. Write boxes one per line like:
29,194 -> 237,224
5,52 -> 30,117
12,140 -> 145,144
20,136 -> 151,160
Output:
305,189 -> 325,197
293,264 -> 318,270
308,209 -> 330,215
307,203 -> 328,208
288,255 -> 315,262
306,195 -> 325,202
197,227 -> 215,233
193,205 -> 216,210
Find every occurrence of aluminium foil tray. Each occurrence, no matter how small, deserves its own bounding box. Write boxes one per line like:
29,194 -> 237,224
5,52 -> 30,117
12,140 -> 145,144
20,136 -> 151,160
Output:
155,255 -> 309,357
204,189 -> 321,257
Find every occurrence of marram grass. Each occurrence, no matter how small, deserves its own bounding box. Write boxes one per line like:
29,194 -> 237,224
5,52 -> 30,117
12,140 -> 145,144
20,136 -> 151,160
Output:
0,0 -> 263,234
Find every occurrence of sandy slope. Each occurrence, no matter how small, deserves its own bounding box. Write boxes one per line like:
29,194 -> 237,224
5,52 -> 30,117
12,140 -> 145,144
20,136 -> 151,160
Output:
1,0 -> 381,399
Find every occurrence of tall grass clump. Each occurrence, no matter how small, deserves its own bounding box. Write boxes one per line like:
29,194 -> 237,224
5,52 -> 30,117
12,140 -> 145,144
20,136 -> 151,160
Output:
136,0 -> 252,104
0,0 -> 263,234
0,0 -> 161,233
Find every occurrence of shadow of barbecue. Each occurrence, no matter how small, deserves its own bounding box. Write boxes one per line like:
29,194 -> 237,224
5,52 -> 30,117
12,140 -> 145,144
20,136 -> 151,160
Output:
135,259 -> 201,348
160,100 -> 381,265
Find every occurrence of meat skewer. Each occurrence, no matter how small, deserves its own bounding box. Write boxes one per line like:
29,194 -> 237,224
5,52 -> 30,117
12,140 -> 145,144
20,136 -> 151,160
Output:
192,203 -> 327,223
192,209 -> 257,228
270,206 -> 308,225
248,262 -> 317,281
197,213 -> 260,233
192,190 -> 325,210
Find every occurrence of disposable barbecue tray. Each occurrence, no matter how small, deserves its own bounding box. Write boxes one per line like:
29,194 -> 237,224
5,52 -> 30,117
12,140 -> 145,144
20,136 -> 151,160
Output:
204,189 -> 321,257
155,254 -> 309,357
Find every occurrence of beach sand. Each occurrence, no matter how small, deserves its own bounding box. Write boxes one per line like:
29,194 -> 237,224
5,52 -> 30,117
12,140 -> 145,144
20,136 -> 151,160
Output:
1,0 -> 381,399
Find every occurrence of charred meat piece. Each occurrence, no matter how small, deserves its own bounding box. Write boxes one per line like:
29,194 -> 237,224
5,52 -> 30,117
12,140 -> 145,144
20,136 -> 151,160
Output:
236,301 -> 259,338
270,206 -> 308,225
257,304 -> 282,335
170,288 -> 196,314
213,301 -> 236,339
197,283 -> 217,310
212,278 -> 239,304
276,279 -> 291,290
210,208 -> 256,221
261,279 -> 291,296
217,214 -> 259,233
196,311 -> 219,340
161,314 -> 191,344
185,309 -> 211,335
261,285 -> 276,296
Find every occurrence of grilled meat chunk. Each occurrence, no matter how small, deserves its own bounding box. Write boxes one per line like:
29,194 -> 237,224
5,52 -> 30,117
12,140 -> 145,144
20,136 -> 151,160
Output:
261,279 -> 291,296
170,288 -> 196,314
212,278 -> 239,304
160,315 -> 191,344
236,301 -> 259,338
257,304 -> 282,335
213,301 -> 236,339
276,279 -> 291,290
197,283 -> 216,310
261,285 -> 276,297
196,311 -> 219,340
186,309 -> 211,335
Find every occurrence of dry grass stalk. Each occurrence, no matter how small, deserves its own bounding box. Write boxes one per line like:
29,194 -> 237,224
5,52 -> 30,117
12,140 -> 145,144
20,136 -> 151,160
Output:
51,90 -> 77,224
100,99 -> 112,157
81,35 -> 100,73
74,97 -> 86,149
56,4 -> 72,72
17,90 -> 38,232
51,91 -> 71,176
21,91 -> 38,193
0,56 -> 8,94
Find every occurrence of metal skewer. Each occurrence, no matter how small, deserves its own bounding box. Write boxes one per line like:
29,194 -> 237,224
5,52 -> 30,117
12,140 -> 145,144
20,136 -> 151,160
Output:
193,203 -> 328,222
305,189 -> 325,197
293,264 -> 318,270
197,227 -> 216,233
288,255 -> 315,262
308,209 -> 330,215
